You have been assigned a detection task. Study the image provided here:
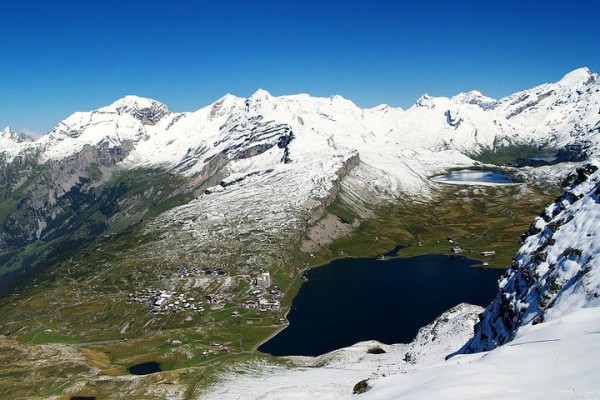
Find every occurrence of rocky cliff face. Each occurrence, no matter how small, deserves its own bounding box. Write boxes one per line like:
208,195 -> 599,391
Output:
460,159 -> 600,353
0,141 -> 132,248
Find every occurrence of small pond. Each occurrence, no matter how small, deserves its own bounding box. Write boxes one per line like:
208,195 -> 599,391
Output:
128,361 -> 162,375
430,169 -> 516,186
527,154 -> 557,162
259,254 -> 503,357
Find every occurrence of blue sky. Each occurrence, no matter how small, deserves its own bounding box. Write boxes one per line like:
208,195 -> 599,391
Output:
1,0 -> 598,135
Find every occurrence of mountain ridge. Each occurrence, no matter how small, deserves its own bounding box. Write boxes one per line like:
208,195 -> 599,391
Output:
2,67 -> 597,158
1,67 -> 599,290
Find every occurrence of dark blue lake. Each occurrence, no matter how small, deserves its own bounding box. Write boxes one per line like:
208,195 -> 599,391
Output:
259,254 -> 503,357
431,169 -> 516,185
128,361 -> 162,375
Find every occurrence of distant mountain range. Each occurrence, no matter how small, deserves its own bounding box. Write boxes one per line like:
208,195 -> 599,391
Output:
1,67 -> 598,290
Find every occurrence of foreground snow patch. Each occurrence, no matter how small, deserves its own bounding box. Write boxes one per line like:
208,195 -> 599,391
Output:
365,307 -> 600,400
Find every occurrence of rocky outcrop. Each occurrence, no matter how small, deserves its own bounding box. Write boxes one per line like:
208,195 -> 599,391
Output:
305,152 -> 361,228
0,138 -> 193,293
298,152 -> 361,252
457,160 -> 600,353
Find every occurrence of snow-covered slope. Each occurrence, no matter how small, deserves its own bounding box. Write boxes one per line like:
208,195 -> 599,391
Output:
202,307 -> 600,400
142,68 -> 598,269
497,68 -> 600,152
360,162 -> 600,399
362,306 -> 600,400
36,95 -> 170,162
462,160 -> 600,352
197,159 -> 600,400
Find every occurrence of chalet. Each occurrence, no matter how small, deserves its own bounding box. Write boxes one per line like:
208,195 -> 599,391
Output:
153,291 -> 172,307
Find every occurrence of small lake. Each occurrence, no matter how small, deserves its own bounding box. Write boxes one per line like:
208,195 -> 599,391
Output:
527,154 -> 557,162
259,254 -> 503,357
430,169 -> 516,186
128,361 -> 162,375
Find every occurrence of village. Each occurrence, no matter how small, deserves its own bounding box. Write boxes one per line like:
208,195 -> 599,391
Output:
127,266 -> 281,317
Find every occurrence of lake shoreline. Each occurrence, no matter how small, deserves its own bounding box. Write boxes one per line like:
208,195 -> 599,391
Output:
258,253 -> 504,357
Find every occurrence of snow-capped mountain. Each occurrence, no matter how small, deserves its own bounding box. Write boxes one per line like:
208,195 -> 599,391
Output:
1,67 -> 598,285
6,67 -> 599,173
1,69 -> 599,399
0,126 -> 33,144
0,126 -> 34,160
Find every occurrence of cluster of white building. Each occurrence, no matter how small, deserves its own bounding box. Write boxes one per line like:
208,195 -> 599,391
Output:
128,269 -> 282,317
127,289 -> 205,315
244,272 -> 281,311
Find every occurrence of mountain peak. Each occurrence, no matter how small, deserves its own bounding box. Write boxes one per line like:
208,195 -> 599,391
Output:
1,126 -> 16,136
103,94 -> 165,109
373,103 -> 391,110
1,126 -> 33,143
451,90 -> 497,109
249,88 -> 272,100
99,95 -> 171,125
414,93 -> 436,108
559,67 -> 594,86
